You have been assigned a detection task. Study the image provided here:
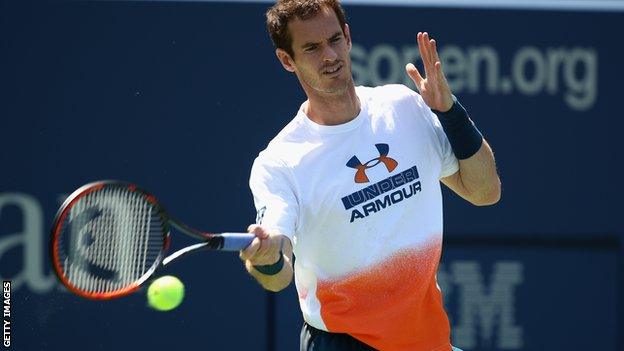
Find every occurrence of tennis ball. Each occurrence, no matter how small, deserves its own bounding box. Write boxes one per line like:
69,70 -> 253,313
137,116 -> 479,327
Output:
147,275 -> 185,311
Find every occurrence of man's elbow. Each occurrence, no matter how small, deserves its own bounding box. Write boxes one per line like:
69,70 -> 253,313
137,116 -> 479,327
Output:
470,180 -> 501,206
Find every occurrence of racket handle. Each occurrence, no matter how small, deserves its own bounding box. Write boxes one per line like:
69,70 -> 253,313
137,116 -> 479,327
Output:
219,233 -> 255,251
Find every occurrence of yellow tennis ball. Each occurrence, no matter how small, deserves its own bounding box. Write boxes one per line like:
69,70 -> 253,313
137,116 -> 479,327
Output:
147,275 -> 185,311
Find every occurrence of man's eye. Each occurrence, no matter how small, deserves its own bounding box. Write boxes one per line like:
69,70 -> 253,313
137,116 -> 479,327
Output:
331,37 -> 341,43
304,46 -> 317,52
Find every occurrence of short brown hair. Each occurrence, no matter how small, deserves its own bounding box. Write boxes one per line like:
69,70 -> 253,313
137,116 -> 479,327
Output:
266,0 -> 347,59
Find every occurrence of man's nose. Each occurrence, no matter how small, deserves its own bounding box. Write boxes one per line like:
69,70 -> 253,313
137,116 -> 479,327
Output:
322,45 -> 338,62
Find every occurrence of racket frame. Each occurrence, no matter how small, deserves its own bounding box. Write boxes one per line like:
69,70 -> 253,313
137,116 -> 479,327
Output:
50,180 -> 252,300
50,181 -> 170,299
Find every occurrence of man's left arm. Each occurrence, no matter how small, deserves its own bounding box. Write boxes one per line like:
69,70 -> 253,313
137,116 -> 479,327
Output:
406,32 -> 500,205
441,140 -> 500,206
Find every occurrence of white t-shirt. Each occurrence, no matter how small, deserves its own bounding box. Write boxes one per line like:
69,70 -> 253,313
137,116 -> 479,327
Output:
249,84 -> 459,351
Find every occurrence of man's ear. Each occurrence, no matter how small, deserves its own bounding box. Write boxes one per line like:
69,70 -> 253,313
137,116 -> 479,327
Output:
344,23 -> 352,51
276,48 -> 296,73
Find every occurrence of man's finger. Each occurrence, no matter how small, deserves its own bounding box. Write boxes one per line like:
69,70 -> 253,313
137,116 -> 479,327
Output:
247,224 -> 270,240
242,235 -> 282,265
239,237 -> 261,261
430,39 -> 441,67
406,63 -> 424,87
417,32 -> 429,70
435,61 -> 444,76
423,33 -> 436,72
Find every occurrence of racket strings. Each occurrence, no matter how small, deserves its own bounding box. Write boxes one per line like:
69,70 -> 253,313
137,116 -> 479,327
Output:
57,187 -> 165,295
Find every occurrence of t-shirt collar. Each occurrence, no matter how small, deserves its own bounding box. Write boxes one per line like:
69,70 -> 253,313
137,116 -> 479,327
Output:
298,93 -> 367,134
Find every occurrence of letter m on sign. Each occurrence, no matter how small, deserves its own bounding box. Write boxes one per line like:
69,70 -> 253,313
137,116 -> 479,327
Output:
438,261 -> 524,349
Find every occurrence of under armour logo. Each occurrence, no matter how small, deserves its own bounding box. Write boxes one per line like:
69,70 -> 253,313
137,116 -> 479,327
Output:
346,144 -> 398,183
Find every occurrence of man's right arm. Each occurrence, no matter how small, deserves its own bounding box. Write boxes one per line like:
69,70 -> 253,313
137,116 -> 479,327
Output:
247,151 -> 298,292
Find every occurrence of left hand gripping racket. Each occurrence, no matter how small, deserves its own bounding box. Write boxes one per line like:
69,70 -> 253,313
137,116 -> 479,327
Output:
50,180 -> 255,300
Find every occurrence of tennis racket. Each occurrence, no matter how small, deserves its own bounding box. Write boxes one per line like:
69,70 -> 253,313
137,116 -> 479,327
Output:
50,180 -> 254,300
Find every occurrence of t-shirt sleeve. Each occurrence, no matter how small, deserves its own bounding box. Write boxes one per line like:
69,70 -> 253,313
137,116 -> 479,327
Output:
429,110 -> 460,178
399,85 -> 459,178
249,152 -> 298,241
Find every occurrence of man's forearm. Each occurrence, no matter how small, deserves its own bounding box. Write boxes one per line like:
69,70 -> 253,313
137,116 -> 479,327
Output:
457,139 -> 501,205
246,253 -> 294,292
433,95 -> 501,206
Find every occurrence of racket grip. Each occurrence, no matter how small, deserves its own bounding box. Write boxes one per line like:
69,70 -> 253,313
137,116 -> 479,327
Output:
219,233 -> 255,251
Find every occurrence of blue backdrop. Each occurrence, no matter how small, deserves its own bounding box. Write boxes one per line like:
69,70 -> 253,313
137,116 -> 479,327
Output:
1,1 -> 622,350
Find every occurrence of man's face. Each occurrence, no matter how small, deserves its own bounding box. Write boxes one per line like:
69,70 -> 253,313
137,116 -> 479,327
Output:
281,7 -> 352,95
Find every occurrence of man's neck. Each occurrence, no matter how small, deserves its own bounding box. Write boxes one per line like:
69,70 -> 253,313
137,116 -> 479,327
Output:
303,84 -> 360,126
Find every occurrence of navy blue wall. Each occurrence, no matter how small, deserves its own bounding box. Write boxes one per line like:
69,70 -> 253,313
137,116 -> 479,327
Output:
1,1 -> 622,350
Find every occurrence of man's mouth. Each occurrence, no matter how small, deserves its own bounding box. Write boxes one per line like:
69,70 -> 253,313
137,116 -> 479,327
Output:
322,63 -> 343,75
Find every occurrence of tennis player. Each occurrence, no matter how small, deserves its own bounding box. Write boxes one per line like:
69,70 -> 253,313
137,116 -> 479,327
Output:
239,1 -> 501,350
